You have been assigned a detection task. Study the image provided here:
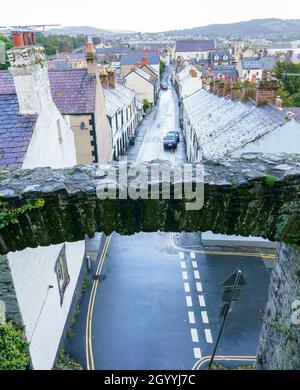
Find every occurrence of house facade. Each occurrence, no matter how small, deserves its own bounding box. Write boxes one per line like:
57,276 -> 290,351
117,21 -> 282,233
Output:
174,39 -> 216,61
0,36 -> 86,370
102,74 -> 142,160
237,58 -> 263,82
124,68 -> 158,106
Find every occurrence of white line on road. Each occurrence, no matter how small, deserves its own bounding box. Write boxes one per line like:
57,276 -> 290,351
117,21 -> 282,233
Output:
184,282 -> 190,292
186,296 -> 193,307
182,271 -> 188,280
190,252 -> 196,259
196,282 -> 203,292
205,329 -> 213,344
180,261 -> 186,269
179,252 -> 184,259
198,295 -> 206,307
201,311 -> 209,324
188,311 -> 196,324
193,348 -> 202,359
192,261 -> 198,269
194,270 -> 200,280
191,328 -> 199,343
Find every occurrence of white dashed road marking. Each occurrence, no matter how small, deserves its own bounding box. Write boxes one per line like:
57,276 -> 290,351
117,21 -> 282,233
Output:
190,252 -> 196,259
184,282 -> 190,292
191,328 -> 199,343
193,348 -> 202,359
201,311 -> 209,324
192,261 -> 198,269
179,252 -> 184,259
182,271 -> 188,280
188,311 -> 196,324
180,261 -> 186,269
198,295 -> 206,307
205,329 -> 213,343
194,270 -> 200,280
186,296 -> 193,307
196,282 -> 203,292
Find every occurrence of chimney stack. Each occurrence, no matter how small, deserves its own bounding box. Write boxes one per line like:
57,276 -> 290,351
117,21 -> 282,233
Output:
86,39 -> 98,74
7,31 -> 52,115
141,56 -> 148,65
189,68 -> 197,78
256,80 -> 279,107
275,96 -> 283,109
99,67 -> 109,88
107,67 -> 116,89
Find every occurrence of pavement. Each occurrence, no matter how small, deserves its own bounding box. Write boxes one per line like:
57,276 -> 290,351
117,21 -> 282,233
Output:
65,67 -> 275,370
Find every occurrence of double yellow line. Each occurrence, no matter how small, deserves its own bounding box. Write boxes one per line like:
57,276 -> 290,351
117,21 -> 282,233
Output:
192,355 -> 256,370
86,235 -> 112,371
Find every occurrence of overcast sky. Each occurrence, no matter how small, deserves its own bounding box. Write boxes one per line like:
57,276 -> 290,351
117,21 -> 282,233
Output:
0,0 -> 299,32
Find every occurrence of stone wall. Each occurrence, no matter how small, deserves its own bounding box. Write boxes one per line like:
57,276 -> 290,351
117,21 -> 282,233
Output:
0,255 -> 23,325
256,243 -> 300,369
1,154 -> 300,254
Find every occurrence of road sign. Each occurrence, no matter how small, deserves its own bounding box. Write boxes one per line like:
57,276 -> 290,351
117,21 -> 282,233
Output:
222,287 -> 242,302
209,269 -> 246,368
222,269 -> 246,287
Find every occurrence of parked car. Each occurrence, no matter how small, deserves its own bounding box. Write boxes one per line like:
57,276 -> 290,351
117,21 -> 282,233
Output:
160,83 -> 168,91
166,130 -> 180,142
163,133 -> 178,149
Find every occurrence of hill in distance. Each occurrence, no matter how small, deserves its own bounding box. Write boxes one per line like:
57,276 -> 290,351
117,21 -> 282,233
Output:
46,26 -> 135,36
164,18 -> 300,38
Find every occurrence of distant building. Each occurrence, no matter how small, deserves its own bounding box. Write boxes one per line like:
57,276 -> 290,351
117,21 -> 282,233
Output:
208,51 -> 233,66
120,53 -> 160,78
237,58 -> 263,82
124,68 -> 158,106
174,39 -> 216,61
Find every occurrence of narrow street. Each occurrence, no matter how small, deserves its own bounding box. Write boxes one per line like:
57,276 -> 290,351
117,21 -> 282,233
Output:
66,67 -> 274,370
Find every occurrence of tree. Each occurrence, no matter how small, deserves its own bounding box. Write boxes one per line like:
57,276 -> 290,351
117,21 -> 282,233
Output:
160,59 -> 166,77
143,99 -> 150,112
0,35 -> 13,70
274,61 -> 300,106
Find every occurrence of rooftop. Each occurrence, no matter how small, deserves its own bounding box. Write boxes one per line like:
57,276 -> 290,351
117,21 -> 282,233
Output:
242,58 -> 262,70
175,39 -> 215,53
121,54 -> 160,65
0,94 -> 37,169
183,89 -> 289,159
104,83 -> 135,118
0,69 -> 97,115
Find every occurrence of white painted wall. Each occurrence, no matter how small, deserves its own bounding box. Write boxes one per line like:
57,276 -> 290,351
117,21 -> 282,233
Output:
175,51 -> 210,60
8,241 -> 85,370
232,119 -> 300,156
125,72 -> 155,104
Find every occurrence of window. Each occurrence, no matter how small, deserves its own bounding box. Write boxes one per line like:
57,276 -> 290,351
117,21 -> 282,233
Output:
57,119 -> 63,144
55,244 -> 70,305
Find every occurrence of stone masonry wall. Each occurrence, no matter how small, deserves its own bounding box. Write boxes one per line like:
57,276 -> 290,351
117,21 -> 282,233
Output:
256,243 -> 300,369
0,255 -> 23,325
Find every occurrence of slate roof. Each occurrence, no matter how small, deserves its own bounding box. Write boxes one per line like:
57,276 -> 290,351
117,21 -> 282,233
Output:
121,54 -> 160,66
0,69 -> 97,115
0,94 -> 37,169
104,83 -> 135,118
242,58 -> 262,70
48,70 -> 96,114
175,40 -> 215,53
183,89 -> 289,159
0,70 -> 15,95
212,65 -> 238,79
208,51 -> 233,60
286,107 -> 300,122
50,60 -> 72,71
260,56 -> 277,71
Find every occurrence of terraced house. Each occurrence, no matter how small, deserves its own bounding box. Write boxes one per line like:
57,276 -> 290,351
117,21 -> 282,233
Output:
0,32 -> 87,370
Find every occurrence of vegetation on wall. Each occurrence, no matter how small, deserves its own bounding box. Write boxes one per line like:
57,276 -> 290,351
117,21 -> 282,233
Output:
143,99 -> 151,112
0,196 -> 45,230
274,62 -> 300,107
0,321 -> 30,370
